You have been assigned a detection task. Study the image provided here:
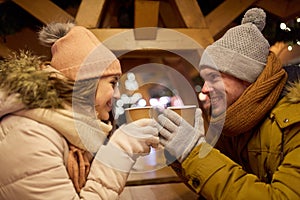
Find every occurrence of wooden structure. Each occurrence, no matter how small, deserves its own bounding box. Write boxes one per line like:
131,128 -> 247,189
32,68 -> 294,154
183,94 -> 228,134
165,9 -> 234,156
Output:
1,1 -> 300,198
1,0 -> 300,58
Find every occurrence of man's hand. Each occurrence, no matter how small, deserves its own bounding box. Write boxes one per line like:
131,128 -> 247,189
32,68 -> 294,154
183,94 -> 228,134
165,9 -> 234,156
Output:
158,108 -> 205,163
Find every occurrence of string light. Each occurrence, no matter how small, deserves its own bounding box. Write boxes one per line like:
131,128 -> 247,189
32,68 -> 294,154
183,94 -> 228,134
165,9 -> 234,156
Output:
280,23 -> 286,30
279,17 -> 300,51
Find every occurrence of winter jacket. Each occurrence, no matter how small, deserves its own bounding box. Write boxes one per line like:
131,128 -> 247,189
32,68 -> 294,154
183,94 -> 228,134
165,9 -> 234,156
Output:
178,73 -> 300,199
0,108 -> 128,200
0,53 -> 133,199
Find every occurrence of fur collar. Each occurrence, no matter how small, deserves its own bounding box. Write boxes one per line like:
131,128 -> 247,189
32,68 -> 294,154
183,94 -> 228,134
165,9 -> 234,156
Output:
0,51 -> 73,111
284,80 -> 300,103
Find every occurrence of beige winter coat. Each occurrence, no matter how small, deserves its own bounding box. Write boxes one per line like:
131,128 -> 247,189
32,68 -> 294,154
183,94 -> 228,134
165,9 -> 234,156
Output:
0,106 -> 133,199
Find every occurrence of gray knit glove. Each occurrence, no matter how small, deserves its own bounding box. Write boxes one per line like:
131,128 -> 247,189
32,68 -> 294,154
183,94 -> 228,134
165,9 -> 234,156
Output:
157,108 -> 205,163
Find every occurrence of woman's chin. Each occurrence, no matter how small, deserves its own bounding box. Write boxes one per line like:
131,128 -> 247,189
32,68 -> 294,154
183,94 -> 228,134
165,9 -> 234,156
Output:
98,112 -> 110,121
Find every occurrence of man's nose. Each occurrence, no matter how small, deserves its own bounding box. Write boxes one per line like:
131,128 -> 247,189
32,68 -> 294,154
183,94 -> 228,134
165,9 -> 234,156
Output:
201,82 -> 212,94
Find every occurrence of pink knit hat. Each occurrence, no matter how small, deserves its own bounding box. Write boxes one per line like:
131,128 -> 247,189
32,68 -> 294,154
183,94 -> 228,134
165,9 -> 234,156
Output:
39,23 -> 122,81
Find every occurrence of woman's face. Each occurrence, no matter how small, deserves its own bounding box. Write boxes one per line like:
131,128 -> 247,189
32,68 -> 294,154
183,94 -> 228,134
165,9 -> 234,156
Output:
95,75 -> 120,120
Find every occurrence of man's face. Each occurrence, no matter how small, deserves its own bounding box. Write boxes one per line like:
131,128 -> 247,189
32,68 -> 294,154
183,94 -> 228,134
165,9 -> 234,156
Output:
200,67 -> 249,117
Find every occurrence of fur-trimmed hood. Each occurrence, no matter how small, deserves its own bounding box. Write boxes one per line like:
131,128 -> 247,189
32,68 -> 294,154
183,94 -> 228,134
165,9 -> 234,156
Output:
282,65 -> 300,104
0,51 -> 73,118
284,81 -> 300,103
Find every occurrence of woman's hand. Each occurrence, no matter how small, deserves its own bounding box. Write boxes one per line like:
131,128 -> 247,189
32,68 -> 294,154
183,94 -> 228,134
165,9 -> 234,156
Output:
110,118 -> 159,160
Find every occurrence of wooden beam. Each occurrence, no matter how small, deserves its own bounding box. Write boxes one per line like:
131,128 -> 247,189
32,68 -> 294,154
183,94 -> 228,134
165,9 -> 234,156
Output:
159,0 -> 186,28
255,0 -> 287,18
285,0 -> 300,19
134,0 -> 160,40
12,0 -> 74,24
256,0 -> 300,19
75,0 -> 106,28
134,0 -> 160,28
90,28 -> 130,42
174,0 -> 207,28
90,28 -> 212,50
205,0 -> 257,37
175,28 -> 213,48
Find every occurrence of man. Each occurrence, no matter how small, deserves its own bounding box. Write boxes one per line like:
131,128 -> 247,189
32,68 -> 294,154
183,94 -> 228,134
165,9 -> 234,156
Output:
158,8 -> 300,199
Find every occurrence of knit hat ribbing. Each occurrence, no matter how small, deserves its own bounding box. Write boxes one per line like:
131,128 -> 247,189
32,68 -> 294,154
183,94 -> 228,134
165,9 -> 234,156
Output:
39,23 -> 122,81
199,8 -> 270,83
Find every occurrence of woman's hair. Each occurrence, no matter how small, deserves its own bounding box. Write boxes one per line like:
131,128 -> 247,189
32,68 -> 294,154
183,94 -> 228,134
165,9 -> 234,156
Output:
72,78 -> 99,116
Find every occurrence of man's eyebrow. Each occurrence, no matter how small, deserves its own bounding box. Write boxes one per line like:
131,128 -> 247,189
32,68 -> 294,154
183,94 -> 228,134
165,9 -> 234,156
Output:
205,71 -> 219,77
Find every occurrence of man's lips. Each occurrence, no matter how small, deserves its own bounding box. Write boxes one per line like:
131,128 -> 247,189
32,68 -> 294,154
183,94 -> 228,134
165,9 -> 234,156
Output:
210,96 -> 221,106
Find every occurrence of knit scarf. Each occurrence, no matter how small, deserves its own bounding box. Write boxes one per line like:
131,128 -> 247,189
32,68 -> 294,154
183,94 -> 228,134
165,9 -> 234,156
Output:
66,121 -> 112,193
210,52 -> 287,136
67,144 -> 91,193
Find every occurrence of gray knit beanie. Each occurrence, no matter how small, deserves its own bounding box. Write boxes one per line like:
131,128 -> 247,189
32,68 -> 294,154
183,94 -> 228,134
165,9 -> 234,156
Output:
199,8 -> 270,83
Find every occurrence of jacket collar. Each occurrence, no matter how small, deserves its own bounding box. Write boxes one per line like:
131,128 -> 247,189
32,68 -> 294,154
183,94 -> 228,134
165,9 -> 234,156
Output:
14,108 -> 112,153
271,81 -> 300,129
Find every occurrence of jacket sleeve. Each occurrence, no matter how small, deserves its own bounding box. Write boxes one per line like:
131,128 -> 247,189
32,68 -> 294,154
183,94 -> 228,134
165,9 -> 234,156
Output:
181,142 -> 300,200
79,142 -> 135,199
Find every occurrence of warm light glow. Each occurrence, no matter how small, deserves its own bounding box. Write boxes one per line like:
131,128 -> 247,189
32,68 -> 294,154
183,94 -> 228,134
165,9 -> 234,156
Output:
149,98 -> 159,106
297,17 -> 300,23
194,85 -> 202,92
159,96 -> 170,105
120,94 -> 130,104
137,99 -> 147,107
287,45 -> 293,51
280,23 -> 287,30
127,72 -> 135,81
131,93 -> 142,103
116,99 -> 124,107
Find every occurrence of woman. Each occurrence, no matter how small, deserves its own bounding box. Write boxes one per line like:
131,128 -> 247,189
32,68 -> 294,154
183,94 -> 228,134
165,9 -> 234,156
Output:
0,23 -> 159,199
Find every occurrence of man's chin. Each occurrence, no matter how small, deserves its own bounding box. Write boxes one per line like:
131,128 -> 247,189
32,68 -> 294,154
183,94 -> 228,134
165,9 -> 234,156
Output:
211,108 -> 226,118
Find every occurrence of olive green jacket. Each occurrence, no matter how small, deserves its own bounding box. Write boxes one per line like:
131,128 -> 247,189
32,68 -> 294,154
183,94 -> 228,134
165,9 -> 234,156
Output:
180,81 -> 300,199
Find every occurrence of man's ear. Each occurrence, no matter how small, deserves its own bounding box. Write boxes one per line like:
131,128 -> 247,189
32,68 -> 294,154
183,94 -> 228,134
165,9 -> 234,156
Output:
242,80 -> 251,88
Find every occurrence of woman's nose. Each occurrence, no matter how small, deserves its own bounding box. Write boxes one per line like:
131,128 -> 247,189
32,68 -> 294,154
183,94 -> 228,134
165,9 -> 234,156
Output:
113,87 -> 120,99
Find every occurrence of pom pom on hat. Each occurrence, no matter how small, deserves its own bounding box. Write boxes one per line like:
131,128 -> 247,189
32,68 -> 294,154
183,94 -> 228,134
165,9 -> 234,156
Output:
241,7 -> 266,31
199,8 -> 270,83
38,22 -> 75,47
39,22 -> 122,81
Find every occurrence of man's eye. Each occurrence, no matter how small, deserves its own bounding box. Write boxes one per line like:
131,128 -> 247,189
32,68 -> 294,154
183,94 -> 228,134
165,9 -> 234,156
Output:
210,73 -> 220,80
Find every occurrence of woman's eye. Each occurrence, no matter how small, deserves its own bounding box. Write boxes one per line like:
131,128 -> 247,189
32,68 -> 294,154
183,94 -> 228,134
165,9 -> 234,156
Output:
111,81 -> 118,88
